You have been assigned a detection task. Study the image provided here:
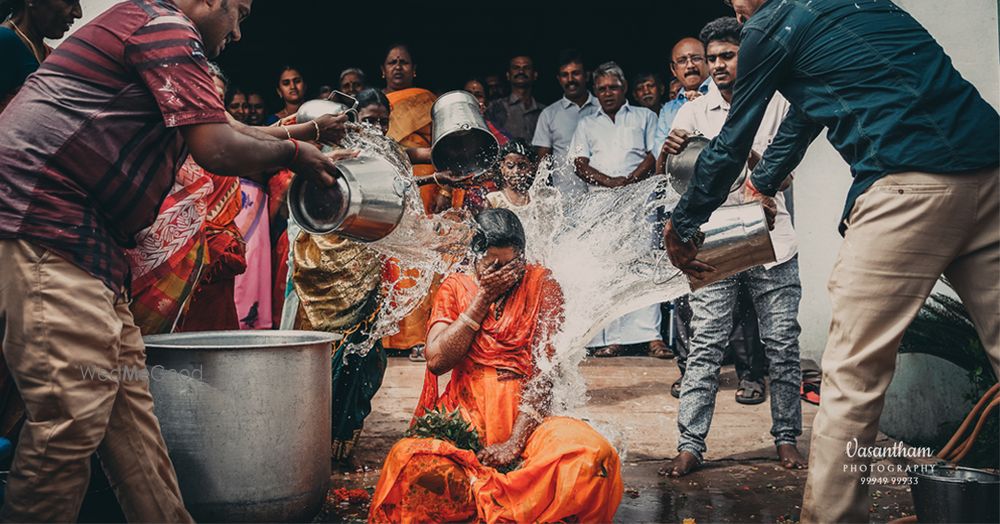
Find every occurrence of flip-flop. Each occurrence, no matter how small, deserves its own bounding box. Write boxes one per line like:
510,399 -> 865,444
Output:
670,378 -> 682,399
736,378 -> 766,405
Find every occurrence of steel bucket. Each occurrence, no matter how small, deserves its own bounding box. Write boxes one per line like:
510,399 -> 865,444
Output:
296,92 -> 358,123
912,465 -> 1000,523
288,153 -> 409,240
689,202 -> 776,291
144,330 -> 338,522
431,90 -> 499,176
667,135 -> 746,195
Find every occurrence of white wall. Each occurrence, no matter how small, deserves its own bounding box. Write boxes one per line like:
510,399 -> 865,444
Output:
794,0 -> 1000,365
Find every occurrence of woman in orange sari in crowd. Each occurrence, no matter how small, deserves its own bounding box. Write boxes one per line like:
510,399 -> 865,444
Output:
381,43 -> 459,361
370,209 -> 623,523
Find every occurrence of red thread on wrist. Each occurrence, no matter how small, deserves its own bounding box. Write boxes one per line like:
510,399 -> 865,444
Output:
288,138 -> 300,167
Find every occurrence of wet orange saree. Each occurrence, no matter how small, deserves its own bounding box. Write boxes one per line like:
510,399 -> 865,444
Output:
383,88 -> 445,351
369,266 -> 623,523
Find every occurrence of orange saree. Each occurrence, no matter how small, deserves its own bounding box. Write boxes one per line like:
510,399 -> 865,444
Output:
369,266 -> 623,523
383,87 -> 453,351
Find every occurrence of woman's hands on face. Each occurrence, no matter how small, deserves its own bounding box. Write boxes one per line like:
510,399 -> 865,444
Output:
475,257 -> 525,304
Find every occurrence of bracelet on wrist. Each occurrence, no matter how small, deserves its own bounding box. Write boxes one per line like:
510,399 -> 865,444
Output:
282,126 -> 292,140
311,120 -> 321,142
287,138 -> 300,167
458,312 -> 480,332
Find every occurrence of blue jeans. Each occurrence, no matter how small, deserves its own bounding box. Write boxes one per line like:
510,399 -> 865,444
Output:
676,257 -> 803,460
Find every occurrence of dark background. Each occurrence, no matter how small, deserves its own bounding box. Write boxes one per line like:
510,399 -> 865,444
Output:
217,1 -> 732,111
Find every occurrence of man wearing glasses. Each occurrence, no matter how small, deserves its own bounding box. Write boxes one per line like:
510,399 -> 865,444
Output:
653,37 -> 711,159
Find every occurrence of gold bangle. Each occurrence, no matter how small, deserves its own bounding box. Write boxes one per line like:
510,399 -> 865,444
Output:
458,312 -> 480,332
311,120 -> 321,142
282,126 -> 292,140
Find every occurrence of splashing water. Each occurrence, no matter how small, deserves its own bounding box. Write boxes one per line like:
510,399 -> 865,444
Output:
313,126 -> 695,453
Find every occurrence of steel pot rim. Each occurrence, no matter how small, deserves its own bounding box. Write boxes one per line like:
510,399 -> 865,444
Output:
143,330 -> 341,350
914,464 -> 1000,484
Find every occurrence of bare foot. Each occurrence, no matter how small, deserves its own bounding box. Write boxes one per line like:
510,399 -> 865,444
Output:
658,451 -> 701,477
777,444 -> 807,469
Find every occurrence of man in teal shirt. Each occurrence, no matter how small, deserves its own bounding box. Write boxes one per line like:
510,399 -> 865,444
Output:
664,0 -> 999,521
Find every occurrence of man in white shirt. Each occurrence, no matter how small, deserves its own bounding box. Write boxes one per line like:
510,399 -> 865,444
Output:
532,49 -> 600,200
568,61 -> 666,357
660,17 -> 805,476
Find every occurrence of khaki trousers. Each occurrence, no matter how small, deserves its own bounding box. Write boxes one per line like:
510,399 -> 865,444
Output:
800,167 -> 1000,523
0,240 -> 192,523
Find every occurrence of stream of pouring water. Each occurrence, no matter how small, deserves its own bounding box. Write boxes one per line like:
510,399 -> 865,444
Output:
326,127 -> 694,453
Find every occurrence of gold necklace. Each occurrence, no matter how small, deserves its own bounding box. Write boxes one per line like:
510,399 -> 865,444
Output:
9,20 -> 46,65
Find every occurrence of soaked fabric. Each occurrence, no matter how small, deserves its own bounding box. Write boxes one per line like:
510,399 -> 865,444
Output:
269,169 -> 295,329
370,266 -> 623,523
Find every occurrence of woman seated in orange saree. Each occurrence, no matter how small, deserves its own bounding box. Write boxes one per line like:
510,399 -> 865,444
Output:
369,209 -> 623,523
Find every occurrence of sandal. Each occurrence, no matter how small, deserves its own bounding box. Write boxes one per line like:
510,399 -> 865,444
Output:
648,340 -> 674,359
800,369 -> 821,405
408,345 -> 426,362
736,378 -> 766,405
670,378 -> 683,399
593,344 -> 625,358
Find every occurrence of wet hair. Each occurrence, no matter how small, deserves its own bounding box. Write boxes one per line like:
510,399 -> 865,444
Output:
700,17 -> 742,48
355,87 -> 390,113
593,61 -> 626,86
498,139 -> 538,164
471,209 -> 526,255
339,67 -> 365,83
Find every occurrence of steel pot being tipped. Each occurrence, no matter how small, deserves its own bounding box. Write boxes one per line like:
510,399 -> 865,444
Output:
296,91 -> 359,123
666,135 -> 747,195
431,90 -> 499,176
687,202 -> 776,291
288,152 -> 410,241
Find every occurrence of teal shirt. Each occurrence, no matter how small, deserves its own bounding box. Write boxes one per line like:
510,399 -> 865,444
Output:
671,0 -> 1000,241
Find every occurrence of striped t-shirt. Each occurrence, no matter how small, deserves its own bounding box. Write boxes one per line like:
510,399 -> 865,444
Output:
0,0 -> 228,293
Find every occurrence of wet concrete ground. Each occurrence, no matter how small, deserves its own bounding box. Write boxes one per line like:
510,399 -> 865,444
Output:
319,357 -> 918,523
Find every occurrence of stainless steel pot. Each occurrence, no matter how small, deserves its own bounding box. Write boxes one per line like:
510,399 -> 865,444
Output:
144,330 -> 338,522
913,465 -> 1000,523
666,135 -> 746,195
431,90 -> 499,175
288,153 -> 409,240
296,93 -> 358,123
689,202 -> 776,291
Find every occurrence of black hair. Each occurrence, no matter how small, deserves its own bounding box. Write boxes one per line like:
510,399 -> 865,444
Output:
276,64 -> 305,82
384,42 -> 415,64
699,16 -> 742,49
471,209 -> 526,255
224,87 -> 246,107
355,87 -> 390,113
631,72 -> 663,88
556,48 -> 585,70
498,139 -> 538,164
0,0 -> 24,21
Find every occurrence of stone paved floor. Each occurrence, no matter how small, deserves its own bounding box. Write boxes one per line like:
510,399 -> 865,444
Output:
321,356 -> 917,523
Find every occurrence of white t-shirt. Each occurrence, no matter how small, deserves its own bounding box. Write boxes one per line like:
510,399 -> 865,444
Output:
670,82 -> 798,267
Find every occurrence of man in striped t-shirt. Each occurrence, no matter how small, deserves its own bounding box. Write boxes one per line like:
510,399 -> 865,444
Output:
0,0 -> 344,521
